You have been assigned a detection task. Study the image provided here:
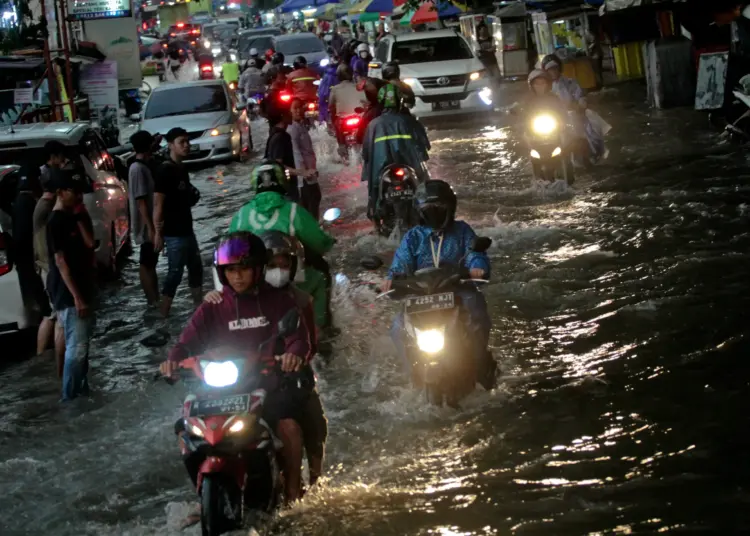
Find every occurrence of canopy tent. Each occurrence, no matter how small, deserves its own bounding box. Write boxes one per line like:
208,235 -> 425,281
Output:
313,3 -> 341,19
359,12 -> 382,22
364,0 -> 406,13
409,0 -> 465,25
279,0 -> 339,13
348,0 -> 373,15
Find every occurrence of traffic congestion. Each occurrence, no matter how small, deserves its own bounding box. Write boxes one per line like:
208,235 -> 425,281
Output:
1,1 -> 750,535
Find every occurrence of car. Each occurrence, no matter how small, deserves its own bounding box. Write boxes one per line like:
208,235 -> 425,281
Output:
370,29 -> 494,119
0,125 -> 131,334
134,80 -> 250,164
237,27 -> 282,63
167,22 -> 201,40
272,33 -> 329,73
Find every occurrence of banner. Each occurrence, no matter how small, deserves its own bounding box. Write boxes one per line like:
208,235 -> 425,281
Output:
80,60 -> 119,132
69,0 -> 132,21
84,17 -> 142,90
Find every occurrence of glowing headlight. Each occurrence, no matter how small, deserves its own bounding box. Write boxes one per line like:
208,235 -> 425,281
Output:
230,53 -> 237,62
313,79 -> 321,86
320,58 -> 330,67
208,124 -> 234,137
478,86 -> 492,106
203,361 -> 239,387
403,78 -> 416,86
532,114 -> 557,135
551,146 -> 562,157
416,328 -> 445,354
190,425 -> 204,437
530,149 -> 541,159
228,420 -> 244,433
469,71 -> 482,81
204,39 -> 211,48
211,47 -> 222,55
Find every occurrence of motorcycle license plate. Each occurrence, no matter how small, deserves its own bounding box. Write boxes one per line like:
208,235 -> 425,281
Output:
405,292 -> 455,314
432,100 -> 460,111
386,188 -> 414,199
190,394 -> 250,417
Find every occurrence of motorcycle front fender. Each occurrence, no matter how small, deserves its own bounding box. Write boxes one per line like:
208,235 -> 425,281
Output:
197,456 -> 247,493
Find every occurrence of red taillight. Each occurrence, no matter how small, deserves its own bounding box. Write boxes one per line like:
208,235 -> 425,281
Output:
394,168 -> 405,177
201,64 -> 213,72
192,29 -> 200,35
345,117 -> 360,127
177,22 -> 185,28
0,233 -> 11,276
307,102 -> 316,110
279,92 -> 292,103
170,33 -> 176,37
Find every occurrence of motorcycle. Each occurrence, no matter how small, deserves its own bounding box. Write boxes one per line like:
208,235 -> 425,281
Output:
524,110 -> 574,185
382,237 -> 492,408
246,92 -> 264,120
374,164 -> 422,240
165,309 -> 305,535
302,98 -> 318,129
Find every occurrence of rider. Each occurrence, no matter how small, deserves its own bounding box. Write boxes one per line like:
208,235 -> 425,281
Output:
222,52 -> 240,90
329,64 -> 366,158
229,161 -> 335,329
239,57 -> 265,98
318,50 -> 340,123
351,43 -> 371,80
361,83 -> 429,221
381,61 -> 416,111
381,180 -> 497,390
263,51 -> 291,76
159,232 -> 314,503
287,55 -> 320,103
248,47 -> 265,70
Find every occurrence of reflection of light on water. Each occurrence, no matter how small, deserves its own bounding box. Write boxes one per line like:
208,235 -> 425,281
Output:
480,126 -> 509,140
541,243 -> 603,262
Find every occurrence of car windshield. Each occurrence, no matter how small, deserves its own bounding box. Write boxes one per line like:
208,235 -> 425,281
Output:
144,85 -> 227,119
392,36 -> 473,64
238,34 -> 274,53
275,36 -> 325,56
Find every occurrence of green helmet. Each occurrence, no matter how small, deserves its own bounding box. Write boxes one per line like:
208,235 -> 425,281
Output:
377,83 -> 402,110
250,160 -> 291,195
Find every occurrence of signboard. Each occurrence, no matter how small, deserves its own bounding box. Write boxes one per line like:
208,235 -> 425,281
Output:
695,52 -> 729,111
84,17 -> 142,90
69,0 -> 132,21
80,60 -> 119,135
13,88 -> 34,104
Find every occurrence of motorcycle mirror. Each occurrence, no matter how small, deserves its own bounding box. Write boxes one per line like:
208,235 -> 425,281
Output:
360,255 -> 384,270
354,106 -> 364,114
322,207 -> 341,222
277,308 -> 300,337
471,236 -> 492,253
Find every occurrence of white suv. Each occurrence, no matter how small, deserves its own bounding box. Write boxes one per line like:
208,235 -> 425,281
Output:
370,29 -> 493,118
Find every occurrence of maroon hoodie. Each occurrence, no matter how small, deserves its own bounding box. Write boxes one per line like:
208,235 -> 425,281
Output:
168,283 -> 312,368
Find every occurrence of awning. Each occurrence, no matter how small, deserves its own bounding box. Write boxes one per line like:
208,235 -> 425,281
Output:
280,0 -> 339,13
314,3 -> 339,19
409,1 -> 465,25
359,12 -> 382,22
348,0 -> 373,15
364,0 -> 406,13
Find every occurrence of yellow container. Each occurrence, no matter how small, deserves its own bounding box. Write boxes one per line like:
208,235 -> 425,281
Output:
562,57 -> 597,90
613,41 -> 645,78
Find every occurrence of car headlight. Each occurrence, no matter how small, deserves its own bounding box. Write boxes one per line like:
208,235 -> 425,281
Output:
228,420 -> 244,433
415,328 -> 445,354
230,53 -> 237,62
551,146 -> 562,157
190,424 -> 204,437
532,114 -> 557,135
202,361 -> 239,387
403,78 -> 416,86
211,47 -> 222,55
469,70 -> 483,81
530,149 -> 541,159
320,58 -> 329,67
208,124 -> 234,136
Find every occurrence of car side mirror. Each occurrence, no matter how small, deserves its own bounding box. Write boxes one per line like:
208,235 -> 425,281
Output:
471,237 -> 492,253
129,113 -> 141,122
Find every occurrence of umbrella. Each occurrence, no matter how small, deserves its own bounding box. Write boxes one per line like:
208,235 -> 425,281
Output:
364,0 -> 406,13
280,0 -> 339,13
409,0 -> 464,25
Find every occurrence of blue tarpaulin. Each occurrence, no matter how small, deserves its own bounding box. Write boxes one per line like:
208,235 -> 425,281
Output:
279,0 -> 339,13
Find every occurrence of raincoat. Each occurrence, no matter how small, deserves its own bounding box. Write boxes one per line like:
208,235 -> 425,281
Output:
317,63 -> 339,123
551,76 -> 606,160
296,266 -> 327,328
351,55 -> 369,79
361,110 -> 430,203
228,191 -> 334,256
287,67 -> 320,101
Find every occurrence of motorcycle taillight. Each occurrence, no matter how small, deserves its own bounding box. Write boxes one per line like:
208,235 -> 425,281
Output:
308,102 -> 316,111
345,116 -> 361,127
394,168 -> 405,178
200,64 -> 213,72
279,92 -> 292,103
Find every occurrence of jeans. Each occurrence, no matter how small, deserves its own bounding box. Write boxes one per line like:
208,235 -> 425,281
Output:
390,287 -> 491,375
163,234 -> 204,298
59,307 -> 95,401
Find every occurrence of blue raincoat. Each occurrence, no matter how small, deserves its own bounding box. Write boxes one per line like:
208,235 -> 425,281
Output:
351,55 -> 369,79
318,63 -> 339,123
552,76 -> 605,160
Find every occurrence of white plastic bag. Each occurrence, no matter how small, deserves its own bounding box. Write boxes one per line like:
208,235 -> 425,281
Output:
585,109 -> 612,137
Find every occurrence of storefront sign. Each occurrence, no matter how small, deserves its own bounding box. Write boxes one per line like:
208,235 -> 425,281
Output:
69,0 -> 132,21
84,17 -> 142,90
80,60 -> 119,134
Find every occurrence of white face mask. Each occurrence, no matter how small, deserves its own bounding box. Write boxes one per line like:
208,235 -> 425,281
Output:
265,267 -> 291,288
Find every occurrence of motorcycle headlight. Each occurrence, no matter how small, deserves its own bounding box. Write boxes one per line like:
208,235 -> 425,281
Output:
211,47 -> 222,55
415,328 -> 445,354
204,39 -> 211,48
530,149 -> 541,159
208,124 -> 234,136
532,114 -> 557,135
228,420 -> 244,433
202,361 -> 239,387
320,58 -> 330,67
190,424 -> 204,437
551,146 -> 562,157
230,53 -> 237,62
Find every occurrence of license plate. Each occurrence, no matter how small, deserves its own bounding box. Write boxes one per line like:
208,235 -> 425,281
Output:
432,100 -> 461,111
386,188 -> 413,199
405,292 -> 455,314
190,394 -> 250,417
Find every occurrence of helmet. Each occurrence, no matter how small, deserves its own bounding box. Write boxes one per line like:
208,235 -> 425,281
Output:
249,47 -> 259,57
528,69 -> 551,86
336,63 -> 353,81
293,55 -> 307,70
271,51 -> 285,65
250,160 -> 291,195
213,232 -> 268,288
379,164 -> 417,186
382,61 -> 400,81
541,54 -> 562,71
414,180 -> 457,230
356,43 -> 369,55
258,230 -> 301,282
377,83 -> 402,110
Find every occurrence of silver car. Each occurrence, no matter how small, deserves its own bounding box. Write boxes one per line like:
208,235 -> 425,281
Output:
0,124 -> 130,335
135,80 -> 250,164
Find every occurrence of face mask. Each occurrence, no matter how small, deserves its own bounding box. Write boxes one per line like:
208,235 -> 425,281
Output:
360,51 -> 368,58
265,267 -> 291,288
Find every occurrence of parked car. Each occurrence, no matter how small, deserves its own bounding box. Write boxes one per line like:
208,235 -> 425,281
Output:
369,29 -> 494,119
0,124 -> 130,334
237,27 -> 281,64
272,33 -> 329,73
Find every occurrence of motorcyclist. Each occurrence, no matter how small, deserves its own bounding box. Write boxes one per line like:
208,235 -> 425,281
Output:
541,53 -> 606,163
263,51 -> 291,75
248,46 -> 265,70
381,180 -> 497,390
329,64 -> 366,158
222,52 -> 240,90
381,61 -> 416,111
159,232 -> 314,503
239,57 -> 265,98
229,161 -> 335,328
356,76 -> 387,144
351,42 -> 371,80
287,55 -> 320,102
361,83 -> 429,221
318,50 -> 340,123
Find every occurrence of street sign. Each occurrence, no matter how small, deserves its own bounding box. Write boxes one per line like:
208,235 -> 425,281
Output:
69,0 -> 132,21
13,88 -> 34,104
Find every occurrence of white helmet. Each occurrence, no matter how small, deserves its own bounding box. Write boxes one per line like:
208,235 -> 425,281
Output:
356,43 -> 369,54
249,47 -> 258,57
528,69 -> 551,86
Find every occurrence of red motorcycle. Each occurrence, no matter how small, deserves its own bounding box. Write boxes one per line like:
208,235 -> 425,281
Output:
334,110 -> 363,161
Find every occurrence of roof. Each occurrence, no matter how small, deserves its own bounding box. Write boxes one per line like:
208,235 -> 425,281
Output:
0,122 -> 89,147
273,32 -> 320,43
150,79 -> 227,93
391,29 -> 462,42
239,27 -> 281,36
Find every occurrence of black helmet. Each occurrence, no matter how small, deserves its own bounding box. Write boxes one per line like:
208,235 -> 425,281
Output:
382,61 -> 400,81
541,54 -> 562,71
250,159 -> 291,196
293,55 -> 307,70
414,180 -> 457,230
336,63 -> 353,82
379,163 -> 417,186
258,230 -> 301,282
213,232 -> 268,288
271,51 -> 285,65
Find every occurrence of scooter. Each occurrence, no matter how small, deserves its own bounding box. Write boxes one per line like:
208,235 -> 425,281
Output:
381,237 -> 493,408
374,164 -> 422,241
524,110 -> 574,185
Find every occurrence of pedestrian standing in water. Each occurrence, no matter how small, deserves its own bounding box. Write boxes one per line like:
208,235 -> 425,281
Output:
153,127 -> 204,317
46,168 -> 97,401
288,98 -> 321,219
128,130 -> 159,306
264,108 -> 315,203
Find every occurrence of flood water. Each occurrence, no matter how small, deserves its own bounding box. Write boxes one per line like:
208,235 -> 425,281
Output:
1,83 -> 749,535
